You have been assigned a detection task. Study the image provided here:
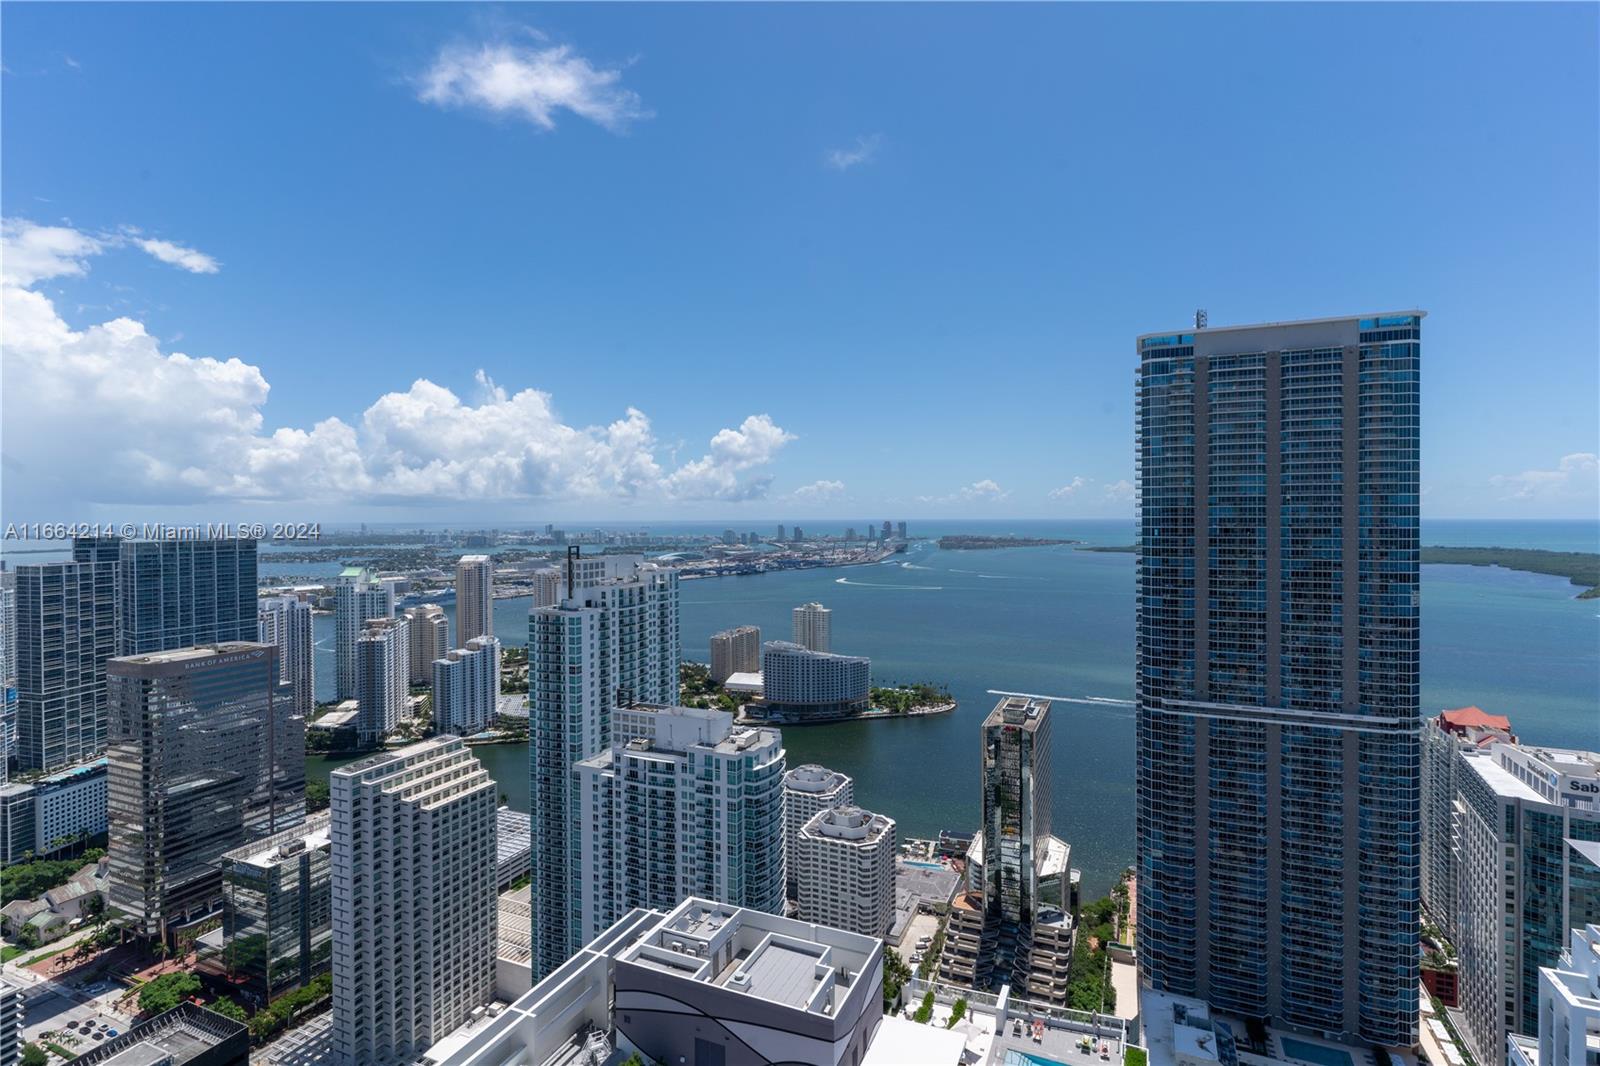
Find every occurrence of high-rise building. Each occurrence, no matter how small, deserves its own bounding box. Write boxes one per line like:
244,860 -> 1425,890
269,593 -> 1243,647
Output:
0,758 -> 109,864
1134,312 -> 1424,1045
1454,743 -> 1600,1065
0,977 -> 18,1066
106,643 -> 297,941
881,521 -> 892,540
113,537 -> 259,655
355,616 -> 410,745
334,567 -> 393,701
258,595 -> 316,720
433,636 -> 501,735
796,806 -> 896,938
1523,921 -> 1600,1066
14,557 -> 117,771
403,604 -> 449,685
709,625 -> 761,683
1421,706 -> 1517,944
0,565 -> 15,691
455,555 -> 494,646
220,812 -> 332,1001
574,704 -> 786,947
330,737 -> 497,1066
529,552 -> 679,978
759,641 -> 869,719
896,521 -> 907,539
791,602 -> 831,653
530,567 -> 563,609
783,764 -> 854,899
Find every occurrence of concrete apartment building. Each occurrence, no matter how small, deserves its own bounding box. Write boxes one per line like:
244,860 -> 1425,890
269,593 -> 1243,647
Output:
782,764 -> 854,899
258,595 -> 316,720
796,805 -> 897,939
1422,705 -> 1518,944
454,555 -> 494,645
334,566 -> 394,701
709,625 -> 761,683
330,737 -> 497,1066
404,604 -> 449,685
759,641 -> 870,719
791,601 -> 831,653
355,615 -> 410,745
574,704 -> 786,948
0,757 -> 108,864
432,635 -> 501,736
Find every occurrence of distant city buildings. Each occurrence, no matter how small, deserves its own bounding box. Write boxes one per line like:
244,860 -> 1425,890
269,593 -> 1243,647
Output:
14,555 -> 117,771
334,566 -> 394,701
455,554 -> 494,645
792,601 -> 831,652
330,737 -> 497,1066
1421,705 -> 1518,944
709,624 -> 760,683
403,604 -> 449,685
529,553 -> 679,978
783,764 -> 854,899
759,641 -> 869,719
355,616 -> 410,745
220,812 -> 332,1001
1135,313 -> 1423,1045
259,594 -> 316,720
574,704 -> 786,947
796,805 -> 896,939
432,635 -> 501,736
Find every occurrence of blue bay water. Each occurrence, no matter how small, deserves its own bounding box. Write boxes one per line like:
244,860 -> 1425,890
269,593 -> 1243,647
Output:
304,519 -> 1599,898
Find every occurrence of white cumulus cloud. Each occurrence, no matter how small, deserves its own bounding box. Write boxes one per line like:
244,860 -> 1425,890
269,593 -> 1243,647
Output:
789,479 -> 845,502
1103,479 -> 1135,503
134,237 -> 220,274
919,479 -> 1010,505
1049,477 -> 1089,500
826,134 -> 882,171
1491,453 -> 1599,503
418,35 -> 649,132
1,218 -> 790,512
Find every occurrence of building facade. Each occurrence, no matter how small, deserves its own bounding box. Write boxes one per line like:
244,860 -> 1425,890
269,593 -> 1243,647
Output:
355,616 -> 410,745
330,737 -> 497,1066
529,554 -> 679,978
14,557 -> 118,771
530,568 -> 563,609
1134,313 -> 1423,1045
759,641 -> 870,718
791,602 -> 831,653
1421,706 -> 1517,944
432,636 -> 501,736
1455,743 -> 1600,1064
334,567 -> 394,701
574,704 -> 786,949
1525,922 -> 1600,1066
796,806 -> 896,938
0,757 -> 110,864
258,595 -> 316,721
455,555 -> 493,646
112,537 -> 259,656
403,604 -> 449,686
220,812 -> 332,1000
709,625 -> 761,684
782,764 -> 854,899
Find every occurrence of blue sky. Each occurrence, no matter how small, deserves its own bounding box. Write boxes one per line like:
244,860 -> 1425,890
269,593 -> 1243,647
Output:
2,3 -> 1596,522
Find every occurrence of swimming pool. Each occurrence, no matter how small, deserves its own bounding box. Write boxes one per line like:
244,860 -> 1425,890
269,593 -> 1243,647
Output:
1280,1037 -> 1357,1066
1002,1050 -> 1072,1066
904,860 -> 947,870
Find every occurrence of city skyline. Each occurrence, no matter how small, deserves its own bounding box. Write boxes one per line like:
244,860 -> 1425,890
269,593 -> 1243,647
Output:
2,4 -> 1596,523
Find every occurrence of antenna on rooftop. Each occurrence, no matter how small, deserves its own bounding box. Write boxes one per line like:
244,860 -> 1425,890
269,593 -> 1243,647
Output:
1195,309 -> 1208,329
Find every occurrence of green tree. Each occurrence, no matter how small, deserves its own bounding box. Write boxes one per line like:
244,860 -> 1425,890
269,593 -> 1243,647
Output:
139,971 -> 201,1015
913,990 -> 935,1024
946,997 -> 967,1028
21,1044 -> 48,1066
209,997 -> 248,1022
306,779 -> 330,813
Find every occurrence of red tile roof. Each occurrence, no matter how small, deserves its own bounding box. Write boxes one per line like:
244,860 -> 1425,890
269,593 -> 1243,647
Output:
1439,705 -> 1512,732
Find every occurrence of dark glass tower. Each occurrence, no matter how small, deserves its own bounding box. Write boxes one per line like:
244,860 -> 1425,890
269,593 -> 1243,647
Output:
105,537 -> 259,656
1134,313 -> 1422,1044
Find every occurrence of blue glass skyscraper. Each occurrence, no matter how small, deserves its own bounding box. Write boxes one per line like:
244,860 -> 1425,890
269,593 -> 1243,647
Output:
1134,313 -> 1422,1045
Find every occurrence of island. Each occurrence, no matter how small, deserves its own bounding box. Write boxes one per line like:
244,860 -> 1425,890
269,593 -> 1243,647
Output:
937,535 -> 1079,550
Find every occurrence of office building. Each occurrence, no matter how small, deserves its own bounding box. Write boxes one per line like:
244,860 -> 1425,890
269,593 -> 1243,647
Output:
355,616 -> 410,745
334,567 -> 394,701
530,567 -> 563,609
0,977 -> 19,1066
937,696 -> 1074,1005
759,641 -> 870,719
796,806 -> 896,938
110,537 -> 259,655
1134,313 -> 1424,1045
330,737 -> 497,1066
68,1004 -> 249,1066
220,813 -> 332,1000
14,556 -> 117,771
792,601 -> 831,652
0,757 -> 110,864
106,643 -> 296,941
1421,706 -> 1517,944
1522,921 -> 1600,1066
403,604 -> 449,686
574,704 -> 786,947
430,899 -> 885,1066
529,552 -> 679,978
258,595 -> 316,720
432,635 -> 501,736
455,554 -> 494,645
709,625 -> 761,683
1454,743 -> 1600,1065
783,764 -> 854,899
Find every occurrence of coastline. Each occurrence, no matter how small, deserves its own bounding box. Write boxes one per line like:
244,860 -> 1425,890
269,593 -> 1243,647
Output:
736,700 -> 957,727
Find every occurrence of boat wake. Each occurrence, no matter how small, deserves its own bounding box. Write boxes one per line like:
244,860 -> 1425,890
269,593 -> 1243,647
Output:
835,577 -> 943,590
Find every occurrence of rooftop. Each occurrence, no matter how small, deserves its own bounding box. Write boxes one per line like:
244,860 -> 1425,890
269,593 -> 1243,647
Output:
222,812 -> 331,869
1137,310 -> 1426,343
1439,705 -> 1513,732
69,1004 -> 248,1066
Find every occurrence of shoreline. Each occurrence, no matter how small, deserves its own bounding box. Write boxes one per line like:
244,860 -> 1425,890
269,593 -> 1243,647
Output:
736,700 -> 957,727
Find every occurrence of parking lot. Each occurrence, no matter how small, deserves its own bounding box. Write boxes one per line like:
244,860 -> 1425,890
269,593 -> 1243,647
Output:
14,977 -> 130,1055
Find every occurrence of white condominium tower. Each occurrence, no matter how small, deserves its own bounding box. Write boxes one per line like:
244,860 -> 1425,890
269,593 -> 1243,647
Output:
355,616 -> 410,745
432,636 -> 501,736
529,550 -> 679,978
258,595 -> 316,720
334,567 -> 393,701
574,704 -> 786,946
782,764 -> 853,900
530,567 -> 563,609
330,737 -> 497,1066
403,604 -> 449,685
796,806 -> 896,939
455,555 -> 494,645
709,625 -> 761,684
791,601 -> 831,653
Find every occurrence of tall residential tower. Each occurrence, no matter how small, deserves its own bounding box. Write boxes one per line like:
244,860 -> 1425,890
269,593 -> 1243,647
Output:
455,555 -> 493,645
